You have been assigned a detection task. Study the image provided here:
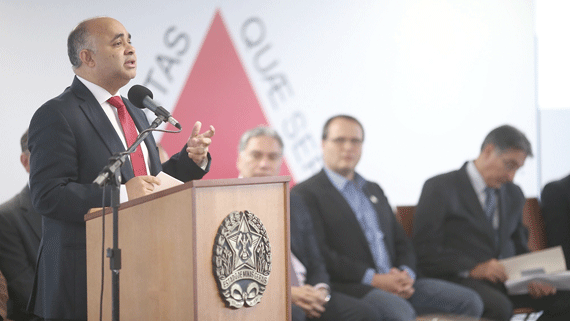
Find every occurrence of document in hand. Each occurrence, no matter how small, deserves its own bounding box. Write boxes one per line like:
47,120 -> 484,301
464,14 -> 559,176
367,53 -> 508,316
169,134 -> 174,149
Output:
152,171 -> 184,193
502,246 -> 570,295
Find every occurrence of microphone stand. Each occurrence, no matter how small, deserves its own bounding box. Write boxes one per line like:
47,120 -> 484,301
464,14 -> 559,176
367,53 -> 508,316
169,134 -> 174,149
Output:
93,115 -> 166,321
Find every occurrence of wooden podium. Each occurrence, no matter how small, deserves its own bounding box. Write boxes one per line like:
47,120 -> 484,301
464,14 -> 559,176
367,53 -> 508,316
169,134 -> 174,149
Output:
85,177 -> 292,320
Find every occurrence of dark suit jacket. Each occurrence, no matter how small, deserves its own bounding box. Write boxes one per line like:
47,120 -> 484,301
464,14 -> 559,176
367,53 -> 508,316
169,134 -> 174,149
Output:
290,192 -> 329,286
27,76 -> 210,320
0,186 -> 41,320
541,174 -> 570,268
413,162 -> 528,279
292,169 -> 415,298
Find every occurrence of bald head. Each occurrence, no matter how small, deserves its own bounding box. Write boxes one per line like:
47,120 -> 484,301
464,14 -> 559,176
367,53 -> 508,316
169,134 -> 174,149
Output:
67,17 -> 101,69
67,17 -> 137,94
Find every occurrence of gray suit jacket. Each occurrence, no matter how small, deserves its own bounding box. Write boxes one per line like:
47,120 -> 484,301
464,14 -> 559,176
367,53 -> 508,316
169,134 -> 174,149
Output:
27,76 -> 210,320
0,186 -> 41,319
292,169 -> 415,298
413,162 -> 528,278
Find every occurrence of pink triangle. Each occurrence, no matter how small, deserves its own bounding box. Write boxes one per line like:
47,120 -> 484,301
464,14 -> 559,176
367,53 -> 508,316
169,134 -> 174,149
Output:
160,10 -> 294,182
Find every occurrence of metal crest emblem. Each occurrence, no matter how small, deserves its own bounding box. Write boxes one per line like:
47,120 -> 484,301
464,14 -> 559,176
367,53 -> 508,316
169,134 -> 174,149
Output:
212,210 -> 271,308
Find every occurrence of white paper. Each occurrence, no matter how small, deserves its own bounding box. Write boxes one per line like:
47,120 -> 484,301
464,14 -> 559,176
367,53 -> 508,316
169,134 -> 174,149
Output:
500,246 -> 566,280
153,171 -> 183,193
500,246 -> 569,295
505,271 -> 570,295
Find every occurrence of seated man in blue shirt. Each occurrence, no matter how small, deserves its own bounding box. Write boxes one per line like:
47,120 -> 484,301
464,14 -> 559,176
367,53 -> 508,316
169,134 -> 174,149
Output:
292,115 -> 484,321
237,126 -> 376,321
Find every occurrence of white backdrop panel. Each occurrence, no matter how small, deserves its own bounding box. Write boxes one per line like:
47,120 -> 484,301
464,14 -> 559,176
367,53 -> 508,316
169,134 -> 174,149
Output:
0,0 -> 536,206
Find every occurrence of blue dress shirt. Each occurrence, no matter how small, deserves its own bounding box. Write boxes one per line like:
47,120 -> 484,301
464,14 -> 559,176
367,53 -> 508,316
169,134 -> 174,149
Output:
323,167 -> 415,285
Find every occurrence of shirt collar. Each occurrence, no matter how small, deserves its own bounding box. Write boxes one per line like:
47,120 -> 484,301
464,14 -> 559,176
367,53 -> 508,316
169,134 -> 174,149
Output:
466,160 -> 487,194
323,166 -> 367,192
76,75 -> 122,105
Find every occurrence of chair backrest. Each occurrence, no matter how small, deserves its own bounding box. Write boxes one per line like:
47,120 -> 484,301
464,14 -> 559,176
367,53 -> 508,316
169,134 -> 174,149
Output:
395,205 -> 416,238
0,270 -> 8,321
395,198 -> 547,252
522,198 -> 547,251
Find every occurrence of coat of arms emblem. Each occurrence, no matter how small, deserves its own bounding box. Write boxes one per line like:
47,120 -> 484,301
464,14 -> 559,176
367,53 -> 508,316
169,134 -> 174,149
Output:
212,210 -> 271,308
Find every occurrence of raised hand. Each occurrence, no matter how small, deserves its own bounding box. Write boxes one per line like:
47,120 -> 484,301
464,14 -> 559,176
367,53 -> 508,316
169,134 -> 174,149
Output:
185,121 -> 215,167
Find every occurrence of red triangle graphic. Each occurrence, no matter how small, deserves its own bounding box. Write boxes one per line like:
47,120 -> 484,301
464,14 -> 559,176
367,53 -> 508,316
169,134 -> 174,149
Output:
160,10 -> 294,182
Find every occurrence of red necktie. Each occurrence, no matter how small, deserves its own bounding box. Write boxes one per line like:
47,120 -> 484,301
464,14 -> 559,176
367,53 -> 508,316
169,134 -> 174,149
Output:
108,96 -> 148,176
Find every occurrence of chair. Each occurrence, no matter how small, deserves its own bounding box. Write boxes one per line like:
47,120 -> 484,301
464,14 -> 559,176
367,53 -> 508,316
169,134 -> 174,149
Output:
396,198 -> 546,318
0,270 -> 8,321
522,198 -> 547,252
395,205 -> 415,238
395,198 -> 546,252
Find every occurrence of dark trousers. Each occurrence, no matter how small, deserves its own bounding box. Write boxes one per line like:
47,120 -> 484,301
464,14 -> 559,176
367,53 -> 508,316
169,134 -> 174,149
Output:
450,277 -> 570,321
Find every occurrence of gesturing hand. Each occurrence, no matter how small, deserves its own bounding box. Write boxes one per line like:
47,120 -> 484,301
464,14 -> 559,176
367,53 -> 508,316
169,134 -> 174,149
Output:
186,121 -> 215,167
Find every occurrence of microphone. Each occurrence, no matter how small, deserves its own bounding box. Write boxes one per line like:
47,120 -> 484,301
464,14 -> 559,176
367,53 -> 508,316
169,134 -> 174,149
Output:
127,85 -> 182,129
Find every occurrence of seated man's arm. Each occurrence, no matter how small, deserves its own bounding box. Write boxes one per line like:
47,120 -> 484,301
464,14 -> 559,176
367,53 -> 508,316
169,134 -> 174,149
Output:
295,191 -> 372,283
413,178 -> 480,277
0,215 -> 34,310
290,193 -> 330,286
541,182 -> 570,263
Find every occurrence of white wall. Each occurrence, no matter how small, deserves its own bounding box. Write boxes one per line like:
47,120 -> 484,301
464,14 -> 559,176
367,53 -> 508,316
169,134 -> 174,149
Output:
0,0 -> 536,207
536,0 -> 570,189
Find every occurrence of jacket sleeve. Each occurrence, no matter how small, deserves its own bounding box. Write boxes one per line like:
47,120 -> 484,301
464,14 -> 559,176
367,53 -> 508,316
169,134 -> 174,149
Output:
28,103 -> 109,222
293,187 -> 372,283
290,193 -> 330,286
413,178 -> 480,277
0,212 -> 34,310
541,181 -> 570,267
161,144 -> 210,183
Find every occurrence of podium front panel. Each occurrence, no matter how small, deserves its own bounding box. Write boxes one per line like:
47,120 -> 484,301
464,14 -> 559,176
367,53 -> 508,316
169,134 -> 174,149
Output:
194,182 -> 289,320
86,187 -> 196,320
86,177 -> 291,320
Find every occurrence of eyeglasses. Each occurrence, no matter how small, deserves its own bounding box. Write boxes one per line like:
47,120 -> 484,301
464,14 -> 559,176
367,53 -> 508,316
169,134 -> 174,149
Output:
328,137 -> 363,146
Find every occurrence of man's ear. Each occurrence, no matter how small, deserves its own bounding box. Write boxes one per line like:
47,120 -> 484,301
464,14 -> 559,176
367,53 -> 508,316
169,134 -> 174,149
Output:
236,153 -> 243,176
20,152 -> 30,173
481,143 -> 496,157
79,49 -> 95,68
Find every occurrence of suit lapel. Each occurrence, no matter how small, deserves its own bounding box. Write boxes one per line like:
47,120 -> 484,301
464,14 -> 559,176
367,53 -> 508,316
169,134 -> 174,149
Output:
457,164 -> 497,248
315,171 -> 376,264
70,77 -> 161,180
72,77 -> 125,155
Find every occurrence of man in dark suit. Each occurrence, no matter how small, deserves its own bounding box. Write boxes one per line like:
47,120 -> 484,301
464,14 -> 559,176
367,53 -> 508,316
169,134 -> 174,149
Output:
292,115 -> 484,321
237,126 -> 376,321
541,174 -> 570,268
27,17 -> 214,321
0,130 -> 41,321
413,125 -> 570,321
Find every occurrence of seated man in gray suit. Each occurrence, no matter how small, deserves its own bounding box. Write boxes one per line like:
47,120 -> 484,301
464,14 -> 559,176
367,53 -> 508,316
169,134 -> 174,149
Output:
413,124 -> 570,321
0,130 -> 41,321
237,126 -> 376,321
292,115 -> 483,321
